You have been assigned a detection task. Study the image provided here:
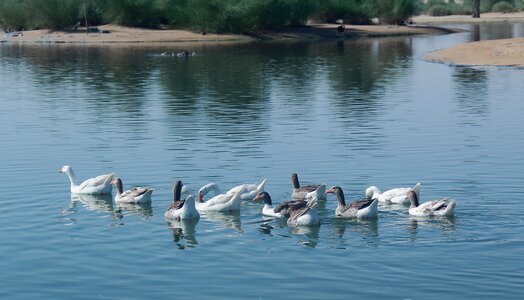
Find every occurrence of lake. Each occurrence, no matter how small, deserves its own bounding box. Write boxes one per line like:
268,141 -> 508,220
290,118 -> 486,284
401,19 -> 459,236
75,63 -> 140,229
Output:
1,22 -> 523,299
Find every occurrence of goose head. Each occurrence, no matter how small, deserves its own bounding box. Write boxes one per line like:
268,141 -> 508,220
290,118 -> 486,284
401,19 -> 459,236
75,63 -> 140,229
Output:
252,191 -> 272,205
110,177 -> 124,194
407,190 -> 419,208
58,165 -> 71,174
365,186 -> 380,199
327,186 -> 346,206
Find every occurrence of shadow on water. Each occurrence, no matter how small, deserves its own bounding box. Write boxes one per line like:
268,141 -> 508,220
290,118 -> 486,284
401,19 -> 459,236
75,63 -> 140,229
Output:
114,201 -> 153,220
69,193 -> 114,214
200,210 -> 242,233
167,218 -> 199,249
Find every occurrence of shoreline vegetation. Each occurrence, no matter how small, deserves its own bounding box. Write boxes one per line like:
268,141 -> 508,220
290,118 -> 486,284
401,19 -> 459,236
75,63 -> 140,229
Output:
1,1 -> 524,68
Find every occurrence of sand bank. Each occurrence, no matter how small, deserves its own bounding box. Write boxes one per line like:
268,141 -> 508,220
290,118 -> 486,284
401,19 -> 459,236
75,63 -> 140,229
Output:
426,38 -> 524,67
417,12 -> 524,67
413,12 -> 524,24
2,23 -> 455,45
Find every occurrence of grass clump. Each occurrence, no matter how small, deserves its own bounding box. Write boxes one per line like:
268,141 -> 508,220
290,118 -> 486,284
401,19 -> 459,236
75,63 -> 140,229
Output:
0,0 -> 30,31
491,1 -> 516,12
427,4 -> 452,16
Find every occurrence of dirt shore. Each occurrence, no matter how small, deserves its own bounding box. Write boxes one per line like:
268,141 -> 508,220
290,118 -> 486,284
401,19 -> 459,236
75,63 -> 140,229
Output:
1,23 -> 455,45
416,12 -> 524,67
413,11 -> 524,24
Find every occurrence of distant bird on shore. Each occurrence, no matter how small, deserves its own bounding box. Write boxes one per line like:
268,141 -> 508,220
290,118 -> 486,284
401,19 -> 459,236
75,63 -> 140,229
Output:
337,25 -> 345,33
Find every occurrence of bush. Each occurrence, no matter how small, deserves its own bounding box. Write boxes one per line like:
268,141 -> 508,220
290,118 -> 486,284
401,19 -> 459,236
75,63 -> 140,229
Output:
100,0 -> 166,28
314,0 -> 371,24
428,4 -> 452,16
30,0 -> 83,30
0,0 -> 29,31
492,1 -> 516,12
370,0 -> 420,25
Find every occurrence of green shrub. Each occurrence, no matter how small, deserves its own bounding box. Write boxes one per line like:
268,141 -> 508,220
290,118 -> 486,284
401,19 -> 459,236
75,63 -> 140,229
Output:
100,0 -> 166,28
369,0 -> 420,24
315,0 -> 371,24
30,0 -> 83,30
492,1 -> 516,12
0,0 -> 29,31
428,4 -> 452,16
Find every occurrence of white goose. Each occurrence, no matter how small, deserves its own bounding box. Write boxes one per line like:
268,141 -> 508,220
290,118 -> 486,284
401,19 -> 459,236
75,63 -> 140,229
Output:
198,179 -> 267,201
196,185 -> 242,212
59,165 -> 114,194
365,182 -> 421,204
252,191 -> 309,218
165,180 -> 199,220
407,190 -> 456,217
110,177 -> 153,203
291,173 -> 327,200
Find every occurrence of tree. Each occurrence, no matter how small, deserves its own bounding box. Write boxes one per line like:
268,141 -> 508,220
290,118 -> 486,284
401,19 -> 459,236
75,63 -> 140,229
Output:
472,0 -> 481,18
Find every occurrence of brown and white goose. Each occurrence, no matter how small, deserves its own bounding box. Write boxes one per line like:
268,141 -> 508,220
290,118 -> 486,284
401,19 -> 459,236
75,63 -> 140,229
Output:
407,190 -> 456,217
327,186 -> 378,218
252,191 -> 308,218
165,180 -> 199,220
291,173 -> 327,200
110,177 -> 153,203
286,196 -> 320,226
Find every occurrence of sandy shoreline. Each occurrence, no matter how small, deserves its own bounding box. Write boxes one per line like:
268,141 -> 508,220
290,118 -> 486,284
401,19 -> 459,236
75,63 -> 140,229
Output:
416,12 -> 524,67
1,23 -> 456,45
3,12 -> 524,67
413,12 -> 524,24
426,38 -> 524,67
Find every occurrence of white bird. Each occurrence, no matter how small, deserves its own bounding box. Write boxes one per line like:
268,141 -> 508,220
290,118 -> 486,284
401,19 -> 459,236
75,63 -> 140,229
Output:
365,182 -> 421,204
407,190 -> 456,217
59,165 -> 113,194
252,191 -> 309,218
110,177 -> 153,204
198,179 -> 267,201
327,186 -> 378,218
226,179 -> 267,200
291,173 -> 327,200
287,196 -> 320,226
196,185 -> 243,212
165,180 -> 199,221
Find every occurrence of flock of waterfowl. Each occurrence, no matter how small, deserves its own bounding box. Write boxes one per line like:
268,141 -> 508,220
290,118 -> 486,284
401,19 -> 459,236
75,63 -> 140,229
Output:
59,165 -> 456,227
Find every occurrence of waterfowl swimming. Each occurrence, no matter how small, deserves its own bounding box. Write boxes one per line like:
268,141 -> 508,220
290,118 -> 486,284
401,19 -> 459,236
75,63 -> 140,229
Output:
196,185 -> 242,212
252,191 -> 308,218
407,190 -> 456,217
110,177 -> 153,203
291,173 -> 327,200
365,182 -> 421,204
226,179 -> 267,200
165,180 -> 199,221
176,50 -> 196,57
287,197 -> 320,226
327,186 -> 378,218
59,165 -> 114,194
198,179 -> 267,201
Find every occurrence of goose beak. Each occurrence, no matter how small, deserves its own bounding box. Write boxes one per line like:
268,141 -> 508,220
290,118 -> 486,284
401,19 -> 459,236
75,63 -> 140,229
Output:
326,188 -> 334,194
252,194 -> 262,202
198,192 -> 203,202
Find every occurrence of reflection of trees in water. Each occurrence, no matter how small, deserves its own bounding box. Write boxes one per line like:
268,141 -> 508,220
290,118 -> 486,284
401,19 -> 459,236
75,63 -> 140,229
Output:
452,67 -> 489,125
472,23 -> 518,41
19,46 -> 155,136
325,38 -> 413,151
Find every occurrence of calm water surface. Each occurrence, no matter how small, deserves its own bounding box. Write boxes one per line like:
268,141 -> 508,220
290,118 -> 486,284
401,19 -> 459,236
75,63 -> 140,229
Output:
1,23 -> 524,299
